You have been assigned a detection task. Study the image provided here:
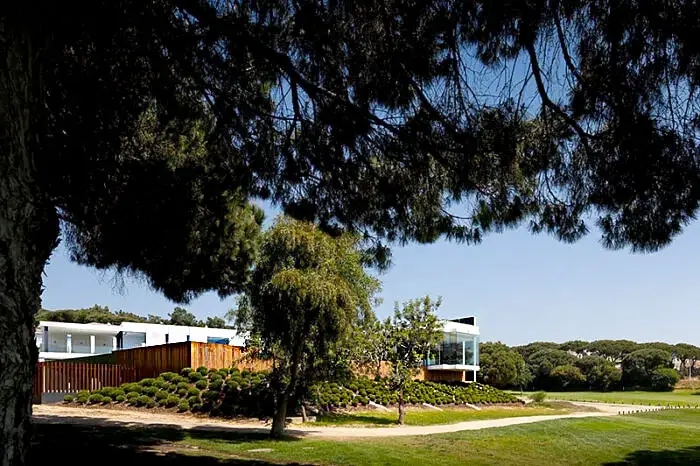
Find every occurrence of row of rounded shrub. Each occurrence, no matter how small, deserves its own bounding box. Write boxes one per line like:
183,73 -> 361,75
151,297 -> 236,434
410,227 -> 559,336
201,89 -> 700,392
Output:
64,366 -> 274,415
310,378 -> 518,409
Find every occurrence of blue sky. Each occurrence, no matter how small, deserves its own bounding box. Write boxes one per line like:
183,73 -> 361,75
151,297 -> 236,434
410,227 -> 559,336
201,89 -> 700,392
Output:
41,211 -> 700,347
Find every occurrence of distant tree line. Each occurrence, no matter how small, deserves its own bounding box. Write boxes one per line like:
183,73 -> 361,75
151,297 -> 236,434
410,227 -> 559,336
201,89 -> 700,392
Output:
479,340 -> 700,392
36,305 -> 230,329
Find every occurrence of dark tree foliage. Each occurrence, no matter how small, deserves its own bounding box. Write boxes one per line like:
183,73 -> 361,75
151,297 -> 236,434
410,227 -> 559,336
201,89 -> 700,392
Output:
6,1 -> 700,463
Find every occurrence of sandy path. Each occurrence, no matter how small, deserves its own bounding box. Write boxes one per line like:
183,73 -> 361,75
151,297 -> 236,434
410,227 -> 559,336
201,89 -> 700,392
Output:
33,402 -> 661,438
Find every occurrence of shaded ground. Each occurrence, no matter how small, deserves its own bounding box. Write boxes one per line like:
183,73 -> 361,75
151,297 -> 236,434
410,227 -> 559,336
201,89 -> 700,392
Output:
33,402 -> 630,438
30,409 -> 700,465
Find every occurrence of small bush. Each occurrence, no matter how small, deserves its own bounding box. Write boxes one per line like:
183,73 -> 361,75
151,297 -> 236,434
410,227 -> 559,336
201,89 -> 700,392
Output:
88,394 -> 105,404
120,383 -> 141,394
180,367 -> 193,376
178,400 -> 190,412
139,378 -> 156,387
110,389 -> 125,400
155,390 -> 169,401
187,387 -> 201,397
209,379 -> 224,391
159,372 -> 178,381
202,390 -> 220,402
63,394 -> 75,403
188,371 -> 204,382
531,391 -> 547,402
650,368 -> 681,391
142,386 -> 159,397
126,391 -> 140,401
176,382 -> 190,391
195,379 -> 209,390
152,379 -> 167,389
166,395 -> 180,407
115,395 -> 126,403
177,388 -> 188,397
196,366 -> 208,375
76,393 -> 89,403
136,395 -> 155,407
187,395 -> 202,408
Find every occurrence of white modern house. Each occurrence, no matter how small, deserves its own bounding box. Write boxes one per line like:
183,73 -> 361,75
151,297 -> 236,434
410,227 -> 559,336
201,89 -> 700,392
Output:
35,320 -> 243,361
425,317 -> 480,382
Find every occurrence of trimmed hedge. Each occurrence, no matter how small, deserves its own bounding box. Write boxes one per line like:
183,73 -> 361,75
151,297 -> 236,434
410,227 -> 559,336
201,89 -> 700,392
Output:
63,366 -> 515,417
310,378 -> 518,409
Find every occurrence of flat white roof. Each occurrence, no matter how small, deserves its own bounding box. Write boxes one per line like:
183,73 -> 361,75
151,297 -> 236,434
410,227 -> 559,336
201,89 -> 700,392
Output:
442,320 -> 480,336
38,320 -> 238,337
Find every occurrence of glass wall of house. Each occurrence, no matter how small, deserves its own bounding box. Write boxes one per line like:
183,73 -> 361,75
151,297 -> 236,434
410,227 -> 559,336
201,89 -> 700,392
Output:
426,332 -> 479,366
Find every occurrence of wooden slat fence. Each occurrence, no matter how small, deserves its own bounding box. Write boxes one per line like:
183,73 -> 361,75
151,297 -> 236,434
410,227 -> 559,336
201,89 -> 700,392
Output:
112,341 -> 192,380
33,361 -> 136,403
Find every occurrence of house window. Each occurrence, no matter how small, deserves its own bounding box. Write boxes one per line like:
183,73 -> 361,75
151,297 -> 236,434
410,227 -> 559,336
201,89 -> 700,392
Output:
207,337 -> 229,344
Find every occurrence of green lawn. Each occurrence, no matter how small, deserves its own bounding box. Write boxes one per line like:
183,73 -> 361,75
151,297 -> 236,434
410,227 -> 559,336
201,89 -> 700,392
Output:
314,402 -> 576,426
32,409 -> 700,465
519,390 -> 700,407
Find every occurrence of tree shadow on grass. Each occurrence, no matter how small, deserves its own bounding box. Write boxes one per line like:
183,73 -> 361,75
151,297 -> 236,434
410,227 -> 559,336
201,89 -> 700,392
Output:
30,417 -> 309,466
604,446 -> 700,465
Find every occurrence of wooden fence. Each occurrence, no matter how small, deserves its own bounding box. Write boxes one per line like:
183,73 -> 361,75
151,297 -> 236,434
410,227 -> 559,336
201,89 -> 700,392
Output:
111,341 -> 272,379
33,361 -> 136,403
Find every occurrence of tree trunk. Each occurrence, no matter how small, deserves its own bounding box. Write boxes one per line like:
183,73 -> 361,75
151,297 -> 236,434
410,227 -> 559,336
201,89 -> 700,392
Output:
0,14 -> 59,466
397,390 -> 406,425
270,394 -> 288,438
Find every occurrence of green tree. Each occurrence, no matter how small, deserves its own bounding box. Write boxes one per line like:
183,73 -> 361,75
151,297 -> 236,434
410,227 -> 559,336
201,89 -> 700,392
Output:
575,356 -> 621,391
622,349 -> 673,389
587,340 -> 639,364
550,365 -> 586,390
167,307 -> 200,327
650,368 -> 681,392
233,217 -> 380,437
355,316 -> 393,378
675,344 -> 700,378
560,340 -> 589,355
204,316 -> 228,329
478,342 -> 526,389
385,297 -> 443,425
8,2 -> 700,463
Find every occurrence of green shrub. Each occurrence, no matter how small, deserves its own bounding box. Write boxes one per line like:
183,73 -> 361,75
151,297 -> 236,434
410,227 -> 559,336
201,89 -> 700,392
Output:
139,378 -> 156,387
178,400 -> 190,412
63,394 -> 75,403
531,391 -> 547,402
196,366 -> 208,375
177,388 -> 188,397
209,379 -> 224,391
141,386 -> 159,397
217,369 -> 230,378
187,387 -> 201,397
155,390 -> 169,401
115,395 -> 126,402
88,394 -> 105,404
120,383 -> 141,394
187,395 -> 202,407
195,379 -> 209,390
171,375 -> 187,384
166,395 -> 180,407
202,390 -> 220,402
650,368 -> 680,391
158,398 -> 169,407
76,393 -> 89,403
159,372 -> 178,381
152,379 -> 167,389
110,389 -> 125,400
176,381 -> 189,390
136,395 -> 154,407
188,371 -> 204,382
208,373 -> 223,381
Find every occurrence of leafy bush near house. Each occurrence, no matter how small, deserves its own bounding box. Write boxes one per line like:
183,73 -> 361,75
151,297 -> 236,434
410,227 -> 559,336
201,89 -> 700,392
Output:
88,394 -> 105,404
177,388 -> 188,397
195,379 -> 209,389
160,372 -> 178,381
120,383 -> 141,394
187,387 -> 200,397
196,366 -> 208,375
139,378 -> 156,387
180,367 -> 193,376
136,395 -> 155,407
63,394 -> 74,403
166,395 -> 180,407
309,378 -> 518,409
155,390 -> 169,401
115,395 -> 126,402
126,391 -> 140,401
188,371 -> 204,382
141,386 -> 159,397
178,400 -> 189,412
530,391 -> 547,402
